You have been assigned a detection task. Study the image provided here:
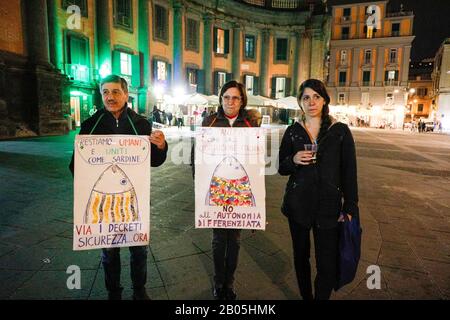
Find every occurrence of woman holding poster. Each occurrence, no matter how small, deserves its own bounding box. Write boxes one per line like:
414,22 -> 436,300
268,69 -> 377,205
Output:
201,80 -> 260,300
278,79 -> 358,300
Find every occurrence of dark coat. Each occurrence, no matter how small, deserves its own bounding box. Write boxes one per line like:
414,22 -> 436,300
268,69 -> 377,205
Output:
69,106 -> 168,175
278,120 -> 358,229
201,107 -> 258,128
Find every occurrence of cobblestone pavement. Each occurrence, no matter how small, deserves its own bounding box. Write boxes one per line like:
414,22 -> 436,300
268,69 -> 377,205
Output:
0,127 -> 449,300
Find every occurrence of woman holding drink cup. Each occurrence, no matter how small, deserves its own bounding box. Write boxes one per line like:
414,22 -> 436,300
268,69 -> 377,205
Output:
278,79 -> 359,300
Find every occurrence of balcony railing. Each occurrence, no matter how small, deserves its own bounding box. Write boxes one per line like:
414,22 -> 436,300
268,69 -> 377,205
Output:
362,81 -> 371,87
384,80 -> 399,86
65,64 -> 90,82
341,34 -> 349,40
386,11 -> 413,18
240,0 -> 303,9
391,31 -> 400,37
341,16 -> 351,23
338,82 -> 346,87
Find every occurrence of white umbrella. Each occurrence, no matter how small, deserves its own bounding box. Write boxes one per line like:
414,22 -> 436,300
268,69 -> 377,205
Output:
207,95 -> 219,105
276,96 -> 299,110
247,94 -> 268,106
255,95 -> 277,106
182,93 -> 209,105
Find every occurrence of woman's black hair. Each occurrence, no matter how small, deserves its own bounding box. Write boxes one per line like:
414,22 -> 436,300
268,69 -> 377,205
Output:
297,79 -> 332,143
219,80 -> 248,109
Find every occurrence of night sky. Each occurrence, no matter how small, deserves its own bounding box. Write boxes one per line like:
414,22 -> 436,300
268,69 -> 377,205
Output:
326,0 -> 450,61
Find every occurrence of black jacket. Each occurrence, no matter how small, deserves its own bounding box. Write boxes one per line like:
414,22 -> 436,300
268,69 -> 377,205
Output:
69,106 -> 168,175
201,107 -> 258,128
278,120 -> 358,229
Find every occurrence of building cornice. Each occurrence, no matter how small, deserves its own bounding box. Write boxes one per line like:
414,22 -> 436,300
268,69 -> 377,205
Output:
331,1 -> 388,8
184,0 -> 325,30
330,36 -> 415,48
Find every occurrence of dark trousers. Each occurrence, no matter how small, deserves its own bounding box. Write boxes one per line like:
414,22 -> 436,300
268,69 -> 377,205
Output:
101,245 -> 148,293
288,219 -> 338,300
212,229 -> 241,289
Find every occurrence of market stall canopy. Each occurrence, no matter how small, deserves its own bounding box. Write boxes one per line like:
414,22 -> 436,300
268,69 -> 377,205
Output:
207,95 -> 220,105
255,95 -> 277,106
247,94 -> 275,106
276,96 -> 300,110
182,93 -> 209,105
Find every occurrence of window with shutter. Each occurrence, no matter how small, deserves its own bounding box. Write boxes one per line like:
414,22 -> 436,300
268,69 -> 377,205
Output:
276,38 -> 288,62
63,0 -> 87,17
244,35 -> 256,60
114,0 -> 133,31
275,77 -> 286,99
245,75 -> 254,95
67,34 -> 89,82
217,72 -> 226,93
362,71 -> 371,86
215,28 -> 226,54
186,19 -> 199,51
154,5 -> 168,42
120,52 -> 132,76
391,23 -> 400,37
339,72 -> 347,86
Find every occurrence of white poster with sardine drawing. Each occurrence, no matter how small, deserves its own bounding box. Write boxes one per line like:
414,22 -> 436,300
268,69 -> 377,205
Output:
195,127 -> 266,230
73,135 -> 150,250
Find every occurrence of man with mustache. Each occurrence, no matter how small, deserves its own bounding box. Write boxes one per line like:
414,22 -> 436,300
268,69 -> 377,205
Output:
69,75 -> 167,300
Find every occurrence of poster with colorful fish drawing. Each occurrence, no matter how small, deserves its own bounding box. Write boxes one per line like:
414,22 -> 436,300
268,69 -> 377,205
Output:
195,127 -> 266,230
73,135 -> 151,250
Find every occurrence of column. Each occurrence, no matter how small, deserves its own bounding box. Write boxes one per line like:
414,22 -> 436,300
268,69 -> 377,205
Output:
47,0 -> 63,71
401,45 -> 411,86
310,30 -> 324,80
299,31 -> 311,85
96,0 -> 112,75
328,48 -> 337,87
173,0 -> 183,88
202,14 -> 213,95
375,46 -> 385,86
24,0 -> 51,65
138,0 -> 150,113
291,31 -> 301,96
232,24 -> 241,81
259,29 -> 270,97
351,47 -> 360,86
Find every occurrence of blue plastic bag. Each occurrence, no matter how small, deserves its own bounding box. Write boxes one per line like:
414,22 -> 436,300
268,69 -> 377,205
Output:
335,214 -> 362,290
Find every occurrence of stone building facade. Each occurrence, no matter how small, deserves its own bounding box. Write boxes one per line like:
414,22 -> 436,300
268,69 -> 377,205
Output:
0,0 -> 331,137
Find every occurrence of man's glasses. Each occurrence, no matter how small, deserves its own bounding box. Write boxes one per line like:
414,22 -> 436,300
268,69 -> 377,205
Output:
222,95 -> 241,102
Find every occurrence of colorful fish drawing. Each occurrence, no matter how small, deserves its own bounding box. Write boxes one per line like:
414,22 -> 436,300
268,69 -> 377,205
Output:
206,156 -> 256,207
85,164 -> 139,224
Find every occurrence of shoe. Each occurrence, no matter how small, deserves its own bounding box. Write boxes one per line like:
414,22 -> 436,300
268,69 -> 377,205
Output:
225,288 -> 237,300
212,287 -> 226,300
132,288 -> 151,300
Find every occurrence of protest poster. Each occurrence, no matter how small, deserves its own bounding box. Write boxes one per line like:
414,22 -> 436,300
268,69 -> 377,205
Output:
73,135 -> 150,250
195,127 -> 266,230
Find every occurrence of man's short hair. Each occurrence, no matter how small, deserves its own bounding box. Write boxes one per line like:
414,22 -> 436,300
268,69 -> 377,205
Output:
100,75 -> 128,93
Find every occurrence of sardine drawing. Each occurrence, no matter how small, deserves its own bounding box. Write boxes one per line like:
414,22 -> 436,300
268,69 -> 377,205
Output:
85,164 -> 139,224
206,156 -> 256,207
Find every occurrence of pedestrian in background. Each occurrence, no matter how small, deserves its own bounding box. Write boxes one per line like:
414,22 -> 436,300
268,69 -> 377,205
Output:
278,79 -> 359,300
176,110 -> 184,128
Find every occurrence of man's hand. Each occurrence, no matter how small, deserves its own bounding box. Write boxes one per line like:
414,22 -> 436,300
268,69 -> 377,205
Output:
150,130 -> 166,150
